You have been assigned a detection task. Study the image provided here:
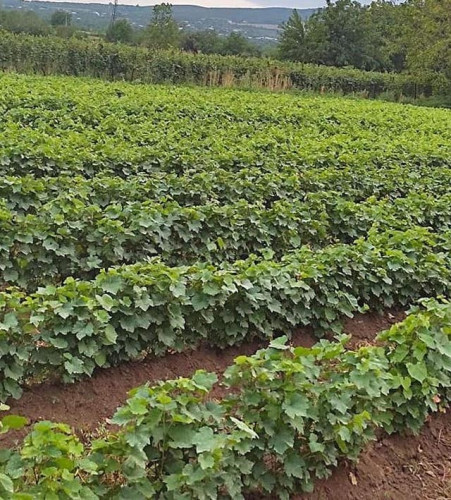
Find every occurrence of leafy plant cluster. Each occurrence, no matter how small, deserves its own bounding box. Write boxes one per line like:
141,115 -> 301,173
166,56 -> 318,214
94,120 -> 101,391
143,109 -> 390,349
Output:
0,191 -> 450,288
0,298 -> 450,498
0,65 -> 449,498
0,226 -> 450,401
1,74 -> 450,179
2,163 -> 451,215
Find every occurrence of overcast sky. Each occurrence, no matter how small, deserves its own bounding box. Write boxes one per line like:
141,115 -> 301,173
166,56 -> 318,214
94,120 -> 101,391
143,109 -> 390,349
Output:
165,0 -> 327,6
48,0 -> 333,8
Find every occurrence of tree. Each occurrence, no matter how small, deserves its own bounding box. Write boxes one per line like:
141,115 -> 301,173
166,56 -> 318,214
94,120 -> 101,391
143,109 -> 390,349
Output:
221,32 -> 260,57
50,10 -> 72,27
278,0 -> 378,69
143,3 -> 180,49
313,0 -> 369,67
278,10 -> 307,62
106,19 -> 134,44
396,0 -> 451,81
0,9 -> 50,35
180,30 -> 223,54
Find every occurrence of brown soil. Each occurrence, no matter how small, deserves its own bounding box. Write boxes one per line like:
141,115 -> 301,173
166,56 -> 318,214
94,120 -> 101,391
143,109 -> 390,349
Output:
300,410 -> 451,500
3,308 -> 449,500
1,328 -> 318,446
341,308 -> 405,349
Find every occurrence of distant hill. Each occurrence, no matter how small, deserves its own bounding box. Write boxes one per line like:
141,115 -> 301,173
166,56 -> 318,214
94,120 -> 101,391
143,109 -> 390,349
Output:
1,0 -> 317,45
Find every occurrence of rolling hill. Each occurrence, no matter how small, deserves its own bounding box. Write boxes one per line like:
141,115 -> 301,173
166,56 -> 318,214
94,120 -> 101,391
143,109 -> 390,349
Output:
1,0 -> 317,44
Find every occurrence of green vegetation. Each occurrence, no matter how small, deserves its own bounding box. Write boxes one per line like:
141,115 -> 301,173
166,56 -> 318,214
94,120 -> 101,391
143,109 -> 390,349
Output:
0,75 -> 449,180
0,32 -> 448,98
106,19 -> 133,44
0,0 -> 449,103
0,8 -> 50,36
0,0 -> 298,43
0,225 -> 450,400
141,3 -> 181,49
0,71 -> 449,497
0,299 -> 450,497
279,0 -> 451,78
50,10 -> 72,28
0,193 -> 450,287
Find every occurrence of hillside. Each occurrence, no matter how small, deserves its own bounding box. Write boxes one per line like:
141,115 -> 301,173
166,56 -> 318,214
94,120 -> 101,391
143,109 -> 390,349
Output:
1,0 -> 317,43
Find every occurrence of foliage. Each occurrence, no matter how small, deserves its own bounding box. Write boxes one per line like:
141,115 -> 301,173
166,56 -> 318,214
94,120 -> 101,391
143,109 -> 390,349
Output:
0,74 -> 449,183
0,191 -> 449,288
307,0 -> 370,68
277,0 -> 450,87
0,31 -> 448,97
220,32 -> 260,57
0,9 -> 50,36
0,226 -> 449,401
278,9 -> 306,62
105,19 -> 134,44
180,29 -> 224,54
397,0 -> 451,82
1,164 -> 450,214
142,3 -> 181,50
0,72 -> 448,407
50,10 -> 72,27
0,299 -> 450,497
0,66 -> 448,497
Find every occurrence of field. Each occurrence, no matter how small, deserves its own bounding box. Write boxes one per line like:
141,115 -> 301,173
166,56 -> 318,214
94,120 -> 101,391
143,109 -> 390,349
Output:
0,72 -> 450,498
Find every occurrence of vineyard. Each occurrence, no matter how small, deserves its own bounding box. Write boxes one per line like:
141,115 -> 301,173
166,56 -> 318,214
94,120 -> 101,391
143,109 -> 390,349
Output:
0,72 -> 450,498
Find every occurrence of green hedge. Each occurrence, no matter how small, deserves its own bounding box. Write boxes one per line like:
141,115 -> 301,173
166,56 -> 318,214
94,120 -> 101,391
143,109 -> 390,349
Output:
0,226 -> 450,401
1,298 -> 450,498
0,30 -> 449,97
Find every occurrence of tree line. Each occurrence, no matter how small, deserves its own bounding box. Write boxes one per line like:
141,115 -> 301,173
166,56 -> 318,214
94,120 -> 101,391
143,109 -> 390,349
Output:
106,3 -> 260,57
0,0 -> 449,85
278,0 -> 450,81
0,7 -> 80,38
0,3 -> 260,57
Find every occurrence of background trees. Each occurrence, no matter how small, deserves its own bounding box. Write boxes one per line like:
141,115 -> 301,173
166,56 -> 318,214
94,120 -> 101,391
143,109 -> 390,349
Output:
278,9 -> 307,62
0,0 -> 448,87
397,0 -> 451,82
50,10 -> 72,27
106,19 -> 134,44
142,3 -> 181,49
0,9 -> 50,35
277,0 -> 450,81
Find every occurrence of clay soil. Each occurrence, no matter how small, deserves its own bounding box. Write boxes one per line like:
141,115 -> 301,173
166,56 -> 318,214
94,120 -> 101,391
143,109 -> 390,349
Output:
2,309 -> 450,499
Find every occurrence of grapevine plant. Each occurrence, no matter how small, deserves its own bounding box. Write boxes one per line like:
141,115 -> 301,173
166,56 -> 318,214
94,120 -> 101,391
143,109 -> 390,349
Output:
0,298 -> 450,498
0,227 -> 450,401
0,68 -> 449,499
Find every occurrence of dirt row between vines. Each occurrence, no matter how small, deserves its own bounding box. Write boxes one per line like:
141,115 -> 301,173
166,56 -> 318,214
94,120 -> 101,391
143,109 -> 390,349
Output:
2,309 -> 450,499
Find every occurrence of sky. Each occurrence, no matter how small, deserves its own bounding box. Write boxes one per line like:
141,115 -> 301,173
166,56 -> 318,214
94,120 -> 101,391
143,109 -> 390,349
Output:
48,0 -> 331,8
163,0 -> 325,6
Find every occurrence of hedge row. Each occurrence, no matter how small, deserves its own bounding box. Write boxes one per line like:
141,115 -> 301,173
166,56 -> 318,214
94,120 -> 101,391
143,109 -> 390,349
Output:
0,226 -> 450,401
1,298 -> 450,498
0,31 -> 449,97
